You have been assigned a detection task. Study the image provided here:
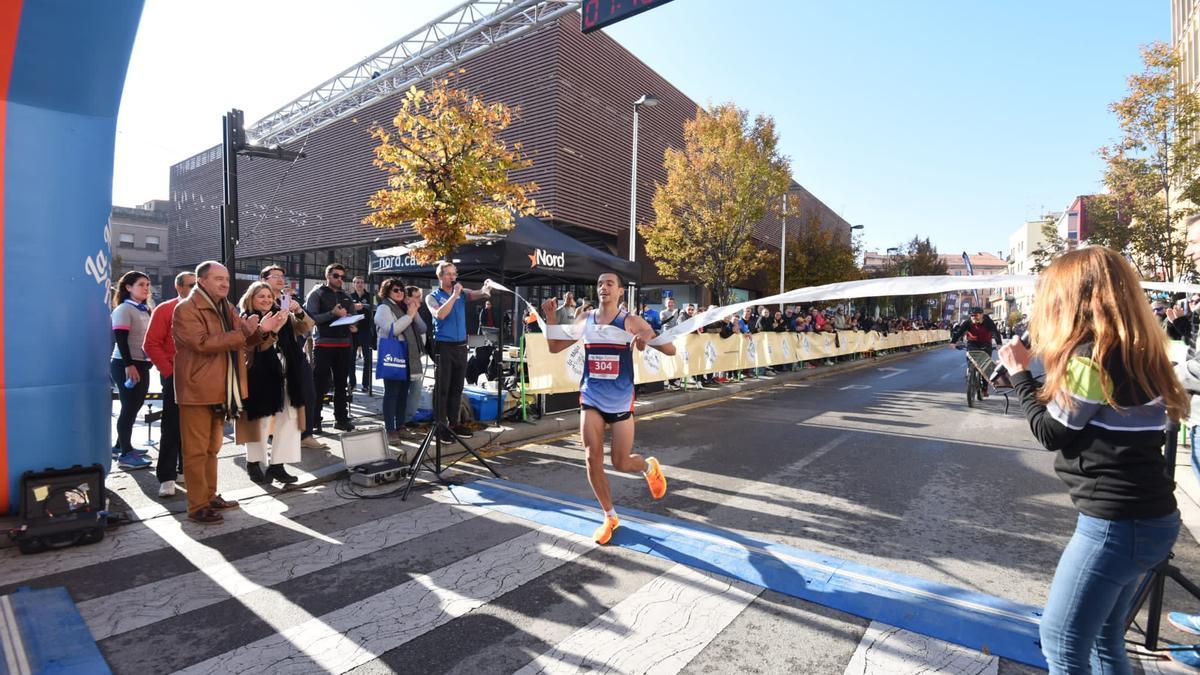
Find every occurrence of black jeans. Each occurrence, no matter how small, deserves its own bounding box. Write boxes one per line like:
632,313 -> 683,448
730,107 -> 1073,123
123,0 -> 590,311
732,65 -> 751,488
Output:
313,346 -> 353,426
349,343 -> 372,392
433,342 -> 468,427
298,349 -> 319,438
156,374 -> 184,483
109,359 -> 150,456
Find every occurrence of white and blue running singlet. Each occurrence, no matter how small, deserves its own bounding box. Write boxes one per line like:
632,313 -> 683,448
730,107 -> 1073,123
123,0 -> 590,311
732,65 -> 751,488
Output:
579,309 -> 635,413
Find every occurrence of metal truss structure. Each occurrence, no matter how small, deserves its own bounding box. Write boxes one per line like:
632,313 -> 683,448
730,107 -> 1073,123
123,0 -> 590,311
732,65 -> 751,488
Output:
249,0 -> 581,147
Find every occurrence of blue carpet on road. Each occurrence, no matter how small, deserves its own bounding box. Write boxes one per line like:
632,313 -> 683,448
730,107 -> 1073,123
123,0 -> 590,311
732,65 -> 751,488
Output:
447,478 -> 1046,669
0,587 -> 109,674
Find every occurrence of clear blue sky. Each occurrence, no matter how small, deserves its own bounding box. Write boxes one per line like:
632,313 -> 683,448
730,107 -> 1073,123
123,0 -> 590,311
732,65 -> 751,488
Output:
598,0 -> 1168,257
115,0 -> 1167,259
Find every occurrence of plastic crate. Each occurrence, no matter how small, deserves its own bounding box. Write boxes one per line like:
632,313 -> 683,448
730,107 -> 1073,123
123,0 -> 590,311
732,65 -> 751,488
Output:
464,387 -> 504,421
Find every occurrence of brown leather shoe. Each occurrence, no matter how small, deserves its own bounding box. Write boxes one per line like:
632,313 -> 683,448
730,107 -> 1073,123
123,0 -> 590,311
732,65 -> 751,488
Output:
387,430 -> 404,445
210,495 -> 240,510
187,508 -> 224,524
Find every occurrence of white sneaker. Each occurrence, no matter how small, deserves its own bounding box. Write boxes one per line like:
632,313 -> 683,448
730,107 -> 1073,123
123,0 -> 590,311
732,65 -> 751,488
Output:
158,480 -> 176,497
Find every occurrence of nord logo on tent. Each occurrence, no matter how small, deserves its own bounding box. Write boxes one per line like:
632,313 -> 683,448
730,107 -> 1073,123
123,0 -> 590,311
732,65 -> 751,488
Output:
528,248 -> 565,270
372,254 -> 420,272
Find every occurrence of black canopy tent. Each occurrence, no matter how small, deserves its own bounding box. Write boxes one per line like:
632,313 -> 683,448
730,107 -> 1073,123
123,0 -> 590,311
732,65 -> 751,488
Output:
368,215 -> 640,422
368,214 -> 641,285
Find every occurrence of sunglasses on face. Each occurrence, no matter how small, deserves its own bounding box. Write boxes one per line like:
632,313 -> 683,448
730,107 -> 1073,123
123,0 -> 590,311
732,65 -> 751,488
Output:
184,283 -> 196,289
330,273 -> 344,279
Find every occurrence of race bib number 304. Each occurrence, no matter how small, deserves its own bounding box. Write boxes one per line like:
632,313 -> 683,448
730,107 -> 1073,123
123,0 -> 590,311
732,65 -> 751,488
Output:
587,354 -> 621,380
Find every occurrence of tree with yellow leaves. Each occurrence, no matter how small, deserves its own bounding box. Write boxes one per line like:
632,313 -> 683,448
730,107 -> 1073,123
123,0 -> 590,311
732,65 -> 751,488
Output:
783,213 -> 862,290
1099,42 -> 1200,280
643,103 -> 791,305
363,72 -> 540,263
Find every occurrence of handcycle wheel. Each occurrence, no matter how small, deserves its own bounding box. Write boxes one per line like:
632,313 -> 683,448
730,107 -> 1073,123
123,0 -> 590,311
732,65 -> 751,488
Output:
966,369 -> 976,408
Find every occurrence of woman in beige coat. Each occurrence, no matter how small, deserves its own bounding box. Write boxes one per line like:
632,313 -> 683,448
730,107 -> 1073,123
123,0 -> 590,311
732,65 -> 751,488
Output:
235,282 -> 313,485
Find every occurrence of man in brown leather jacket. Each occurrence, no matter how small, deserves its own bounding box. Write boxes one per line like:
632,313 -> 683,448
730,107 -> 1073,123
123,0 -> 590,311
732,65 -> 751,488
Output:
173,261 -> 286,524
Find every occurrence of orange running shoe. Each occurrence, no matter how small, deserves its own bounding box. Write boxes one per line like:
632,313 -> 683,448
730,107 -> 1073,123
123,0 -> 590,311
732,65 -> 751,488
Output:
593,514 -> 619,545
644,457 -> 667,499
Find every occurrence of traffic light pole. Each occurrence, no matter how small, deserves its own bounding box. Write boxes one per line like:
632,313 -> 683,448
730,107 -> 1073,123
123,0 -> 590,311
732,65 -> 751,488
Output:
219,108 -> 306,278
220,110 -> 241,273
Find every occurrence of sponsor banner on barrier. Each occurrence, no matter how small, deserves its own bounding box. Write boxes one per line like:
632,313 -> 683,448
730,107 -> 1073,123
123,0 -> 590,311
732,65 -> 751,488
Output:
522,330 -> 949,394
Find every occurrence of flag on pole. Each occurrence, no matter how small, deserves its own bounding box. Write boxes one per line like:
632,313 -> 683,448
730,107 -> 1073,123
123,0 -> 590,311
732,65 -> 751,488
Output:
962,252 -> 980,306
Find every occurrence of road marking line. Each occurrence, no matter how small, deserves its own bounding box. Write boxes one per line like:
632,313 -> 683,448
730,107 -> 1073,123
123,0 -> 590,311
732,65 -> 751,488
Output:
879,367 -> 907,379
839,384 -> 871,390
78,501 -> 483,641
515,564 -> 760,674
175,527 -> 593,675
844,621 -> 998,675
0,485 -> 351,586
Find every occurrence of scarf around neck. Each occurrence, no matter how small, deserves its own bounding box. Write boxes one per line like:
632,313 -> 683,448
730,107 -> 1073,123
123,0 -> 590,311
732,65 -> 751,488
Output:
194,285 -> 243,419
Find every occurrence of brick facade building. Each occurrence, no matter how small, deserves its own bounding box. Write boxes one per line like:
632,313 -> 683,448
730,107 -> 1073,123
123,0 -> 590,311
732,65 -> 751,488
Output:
168,13 -> 847,303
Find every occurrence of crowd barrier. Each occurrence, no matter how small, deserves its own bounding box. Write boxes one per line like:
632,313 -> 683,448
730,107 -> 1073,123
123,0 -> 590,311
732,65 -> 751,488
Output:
522,329 -> 950,394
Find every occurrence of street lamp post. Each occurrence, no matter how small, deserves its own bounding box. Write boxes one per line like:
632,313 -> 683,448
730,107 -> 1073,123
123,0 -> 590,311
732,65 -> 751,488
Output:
886,246 -> 902,317
847,224 -> 863,313
779,193 -> 788,309
628,93 -> 659,307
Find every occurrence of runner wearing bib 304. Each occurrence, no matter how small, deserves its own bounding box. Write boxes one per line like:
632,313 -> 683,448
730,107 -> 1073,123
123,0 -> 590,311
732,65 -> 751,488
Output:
544,272 -> 676,545
580,309 -> 635,419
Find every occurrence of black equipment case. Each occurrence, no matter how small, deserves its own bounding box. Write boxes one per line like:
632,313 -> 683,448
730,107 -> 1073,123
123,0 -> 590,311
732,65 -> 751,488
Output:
9,464 -> 106,554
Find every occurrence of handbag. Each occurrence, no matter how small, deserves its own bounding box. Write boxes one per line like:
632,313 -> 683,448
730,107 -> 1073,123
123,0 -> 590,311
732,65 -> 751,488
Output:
376,325 -> 410,381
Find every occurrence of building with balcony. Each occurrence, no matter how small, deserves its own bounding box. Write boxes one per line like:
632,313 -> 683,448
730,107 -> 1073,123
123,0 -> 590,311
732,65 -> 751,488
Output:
110,200 -> 170,301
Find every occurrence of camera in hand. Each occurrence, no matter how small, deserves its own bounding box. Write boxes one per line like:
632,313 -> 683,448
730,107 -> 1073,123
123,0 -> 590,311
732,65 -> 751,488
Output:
989,331 -> 1031,384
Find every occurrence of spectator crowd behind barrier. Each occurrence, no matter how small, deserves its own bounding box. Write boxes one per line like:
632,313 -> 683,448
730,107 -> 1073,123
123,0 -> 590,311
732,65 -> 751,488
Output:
522,319 -> 949,394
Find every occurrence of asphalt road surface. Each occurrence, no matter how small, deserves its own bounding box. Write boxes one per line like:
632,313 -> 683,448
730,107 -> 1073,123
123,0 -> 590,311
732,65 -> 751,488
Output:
5,347 -> 1200,674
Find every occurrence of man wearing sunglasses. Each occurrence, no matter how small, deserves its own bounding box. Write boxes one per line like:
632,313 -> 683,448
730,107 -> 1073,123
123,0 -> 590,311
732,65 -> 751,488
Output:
141,271 -> 196,498
305,263 -> 359,433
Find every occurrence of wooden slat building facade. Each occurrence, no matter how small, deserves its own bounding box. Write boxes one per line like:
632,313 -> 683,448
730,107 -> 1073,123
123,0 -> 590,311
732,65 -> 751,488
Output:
168,12 -> 848,299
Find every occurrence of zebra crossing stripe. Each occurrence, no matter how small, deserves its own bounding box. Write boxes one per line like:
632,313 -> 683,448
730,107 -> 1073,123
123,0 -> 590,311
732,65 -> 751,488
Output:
1,485 -> 351,586
79,500 -> 482,641
514,564 -> 760,674
174,527 -> 595,675
445,479 -> 1047,670
844,621 -> 998,675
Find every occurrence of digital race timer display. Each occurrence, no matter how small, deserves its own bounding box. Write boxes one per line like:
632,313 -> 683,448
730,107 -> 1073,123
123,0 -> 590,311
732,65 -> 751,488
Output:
580,0 -> 676,34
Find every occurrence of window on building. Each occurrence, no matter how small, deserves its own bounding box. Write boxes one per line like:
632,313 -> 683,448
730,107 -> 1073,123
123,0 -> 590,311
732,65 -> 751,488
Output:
144,235 -> 160,251
118,233 -> 135,248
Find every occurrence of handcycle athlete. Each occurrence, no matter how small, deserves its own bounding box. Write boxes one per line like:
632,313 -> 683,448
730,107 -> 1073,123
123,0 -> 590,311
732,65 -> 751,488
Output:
950,306 -> 1005,399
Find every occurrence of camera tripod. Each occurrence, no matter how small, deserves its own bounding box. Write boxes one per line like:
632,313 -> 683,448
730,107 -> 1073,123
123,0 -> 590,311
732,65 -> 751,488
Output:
1124,422 -> 1200,651
401,349 -> 501,500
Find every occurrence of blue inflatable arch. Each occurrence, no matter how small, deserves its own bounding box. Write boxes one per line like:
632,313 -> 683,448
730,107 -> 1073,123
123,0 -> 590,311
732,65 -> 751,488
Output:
0,0 -> 143,512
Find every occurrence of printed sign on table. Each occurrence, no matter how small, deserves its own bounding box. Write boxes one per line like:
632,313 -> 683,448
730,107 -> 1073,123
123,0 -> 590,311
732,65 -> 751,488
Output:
704,341 -> 718,370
